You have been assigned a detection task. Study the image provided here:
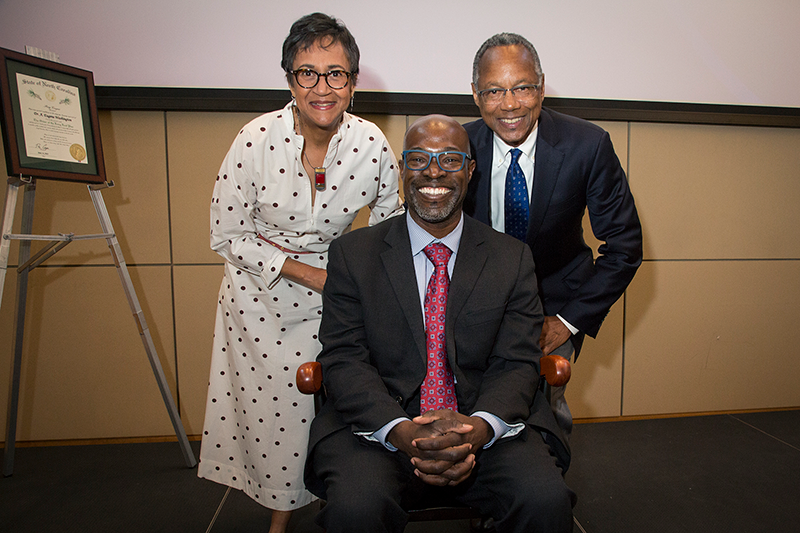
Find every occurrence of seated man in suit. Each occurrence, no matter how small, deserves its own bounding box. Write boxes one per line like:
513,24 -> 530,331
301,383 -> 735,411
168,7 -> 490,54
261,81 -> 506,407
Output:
304,114 -> 574,533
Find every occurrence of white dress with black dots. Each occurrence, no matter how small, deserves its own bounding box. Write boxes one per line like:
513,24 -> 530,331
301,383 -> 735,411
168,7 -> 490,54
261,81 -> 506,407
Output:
198,102 -> 402,510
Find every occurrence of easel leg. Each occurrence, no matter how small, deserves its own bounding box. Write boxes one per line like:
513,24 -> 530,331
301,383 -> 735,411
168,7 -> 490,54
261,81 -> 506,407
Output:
0,182 -> 20,309
88,186 -> 197,468
3,182 -> 35,476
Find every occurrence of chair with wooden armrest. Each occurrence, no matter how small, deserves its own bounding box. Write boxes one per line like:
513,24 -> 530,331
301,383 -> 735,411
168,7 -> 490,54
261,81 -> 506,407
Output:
296,354 -> 571,394
296,354 -> 571,530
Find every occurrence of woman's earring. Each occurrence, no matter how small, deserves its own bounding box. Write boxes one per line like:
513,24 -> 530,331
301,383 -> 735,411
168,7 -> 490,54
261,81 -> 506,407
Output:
291,95 -> 297,107
350,94 -> 355,110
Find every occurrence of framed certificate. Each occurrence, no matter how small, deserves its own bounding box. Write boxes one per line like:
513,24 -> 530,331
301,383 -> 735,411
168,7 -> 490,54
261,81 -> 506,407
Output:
0,47 -> 106,184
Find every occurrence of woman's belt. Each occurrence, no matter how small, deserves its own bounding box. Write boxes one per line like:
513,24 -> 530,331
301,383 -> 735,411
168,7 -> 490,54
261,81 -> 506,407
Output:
257,234 -> 319,255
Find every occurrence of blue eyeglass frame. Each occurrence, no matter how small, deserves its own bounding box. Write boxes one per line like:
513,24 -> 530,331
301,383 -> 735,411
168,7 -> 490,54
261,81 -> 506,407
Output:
401,150 -> 472,172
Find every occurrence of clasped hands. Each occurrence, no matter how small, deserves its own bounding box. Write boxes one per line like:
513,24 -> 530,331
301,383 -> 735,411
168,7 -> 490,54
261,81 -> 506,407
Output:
387,409 -> 492,487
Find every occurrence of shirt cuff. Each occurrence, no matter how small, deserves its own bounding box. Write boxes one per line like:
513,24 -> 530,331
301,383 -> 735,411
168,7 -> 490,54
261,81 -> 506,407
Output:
556,314 -> 580,335
355,417 -> 409,451
260,252 -> 288,290
472,411 -> 525,448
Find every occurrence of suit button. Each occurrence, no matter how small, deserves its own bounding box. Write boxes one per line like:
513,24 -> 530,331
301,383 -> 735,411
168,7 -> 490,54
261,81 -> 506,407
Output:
395,396 -> 403,403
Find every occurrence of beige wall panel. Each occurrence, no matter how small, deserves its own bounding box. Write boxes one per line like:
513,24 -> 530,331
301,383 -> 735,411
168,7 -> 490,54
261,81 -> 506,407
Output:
96,111 -> 169,264
582,121 -> 630,252
2,111 -> 171,266
2,111 -> 170,266
97,111 -> 172,264
351,200 -> 371,231
624,261 -> 800,416
167,112 -> 260,265
8,107 -> 800,441
630,123 -> 800,260
568,297 -> 624,419
565,121 -> 629,418
593,121 -> 628,172
350,114 -> 407,231
360,114 -> 408,161
0,265 -> 176,441
172,264 -> 224,435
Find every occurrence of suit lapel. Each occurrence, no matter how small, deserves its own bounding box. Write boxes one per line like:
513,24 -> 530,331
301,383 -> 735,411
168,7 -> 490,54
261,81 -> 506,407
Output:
446,218 -> 487,360
381,216 -> 488,369
381,216 -> 427,362
471,122 -> 494,224
529,109 -> 564,246
472,115 -> 564,247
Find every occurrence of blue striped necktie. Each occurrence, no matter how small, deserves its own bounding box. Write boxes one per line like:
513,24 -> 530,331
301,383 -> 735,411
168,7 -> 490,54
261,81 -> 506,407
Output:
505,148 -> 529,241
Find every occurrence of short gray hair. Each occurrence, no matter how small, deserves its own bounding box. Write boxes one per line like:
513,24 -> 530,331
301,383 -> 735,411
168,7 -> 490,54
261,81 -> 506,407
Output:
282,13 -> 360,85
472,33 -> 543,87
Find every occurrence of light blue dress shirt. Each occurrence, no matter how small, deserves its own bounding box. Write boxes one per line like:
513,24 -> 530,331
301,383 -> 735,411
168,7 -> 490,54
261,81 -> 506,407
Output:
359,212 -> 524,451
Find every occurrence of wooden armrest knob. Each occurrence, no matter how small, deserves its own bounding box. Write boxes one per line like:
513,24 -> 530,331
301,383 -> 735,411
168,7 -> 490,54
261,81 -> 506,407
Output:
296,361 -> 323,395
540,354 -> 571,387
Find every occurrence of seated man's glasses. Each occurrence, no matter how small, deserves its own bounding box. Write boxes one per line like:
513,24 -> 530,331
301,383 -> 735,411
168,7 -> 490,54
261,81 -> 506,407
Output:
477,84 -> 540,105
402,150 -> 471,172
292,69 -> 352,89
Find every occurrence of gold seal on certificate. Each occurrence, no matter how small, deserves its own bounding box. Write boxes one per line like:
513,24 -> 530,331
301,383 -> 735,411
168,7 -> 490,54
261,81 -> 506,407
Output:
69,143 -> 86,162
45,90 -> 56,101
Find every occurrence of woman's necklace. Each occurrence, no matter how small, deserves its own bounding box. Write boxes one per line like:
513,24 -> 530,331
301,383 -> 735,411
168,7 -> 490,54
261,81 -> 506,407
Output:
293,105 -> 327,192
303,150 -> 326,192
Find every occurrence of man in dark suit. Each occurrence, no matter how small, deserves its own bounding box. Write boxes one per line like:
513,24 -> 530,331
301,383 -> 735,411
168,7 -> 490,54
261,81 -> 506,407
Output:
463,33 -> 643,435
305,115 -> 574,533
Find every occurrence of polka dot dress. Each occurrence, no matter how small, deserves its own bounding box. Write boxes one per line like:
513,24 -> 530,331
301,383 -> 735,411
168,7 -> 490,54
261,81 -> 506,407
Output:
198,102 -> 402,511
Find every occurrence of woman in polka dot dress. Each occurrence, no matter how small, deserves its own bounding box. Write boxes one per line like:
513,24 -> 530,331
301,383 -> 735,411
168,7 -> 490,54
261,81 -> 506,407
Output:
198,13 -> 402,532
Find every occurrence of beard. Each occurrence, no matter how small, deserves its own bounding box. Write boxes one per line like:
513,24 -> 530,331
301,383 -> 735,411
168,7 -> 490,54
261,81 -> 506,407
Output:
406,185 -> 463,224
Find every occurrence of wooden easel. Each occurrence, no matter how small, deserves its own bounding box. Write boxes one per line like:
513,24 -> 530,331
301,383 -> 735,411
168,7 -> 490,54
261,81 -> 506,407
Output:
1,177 -> 197,475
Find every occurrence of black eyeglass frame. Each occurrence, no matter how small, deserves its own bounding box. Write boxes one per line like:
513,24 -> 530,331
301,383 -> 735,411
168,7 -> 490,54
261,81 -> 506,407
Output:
476,84 -> 541,104
290,68 -> 353,90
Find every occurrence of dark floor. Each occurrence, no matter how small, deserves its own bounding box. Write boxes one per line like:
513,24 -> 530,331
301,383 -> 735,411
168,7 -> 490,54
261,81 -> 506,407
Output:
2,410 -> 798,532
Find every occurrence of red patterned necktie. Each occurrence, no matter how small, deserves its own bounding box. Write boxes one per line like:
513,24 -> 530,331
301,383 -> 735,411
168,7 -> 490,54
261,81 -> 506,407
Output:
420,243 -> 458,413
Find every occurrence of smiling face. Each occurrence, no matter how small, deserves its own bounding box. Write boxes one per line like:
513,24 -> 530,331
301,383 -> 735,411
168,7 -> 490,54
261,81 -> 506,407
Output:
401,115 -> 475,238
472,44 -> 544,147
290,38 -> 355,134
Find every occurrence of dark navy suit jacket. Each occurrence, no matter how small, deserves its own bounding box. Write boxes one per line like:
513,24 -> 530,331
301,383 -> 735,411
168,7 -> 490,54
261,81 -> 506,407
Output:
464,108 -> 642,357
